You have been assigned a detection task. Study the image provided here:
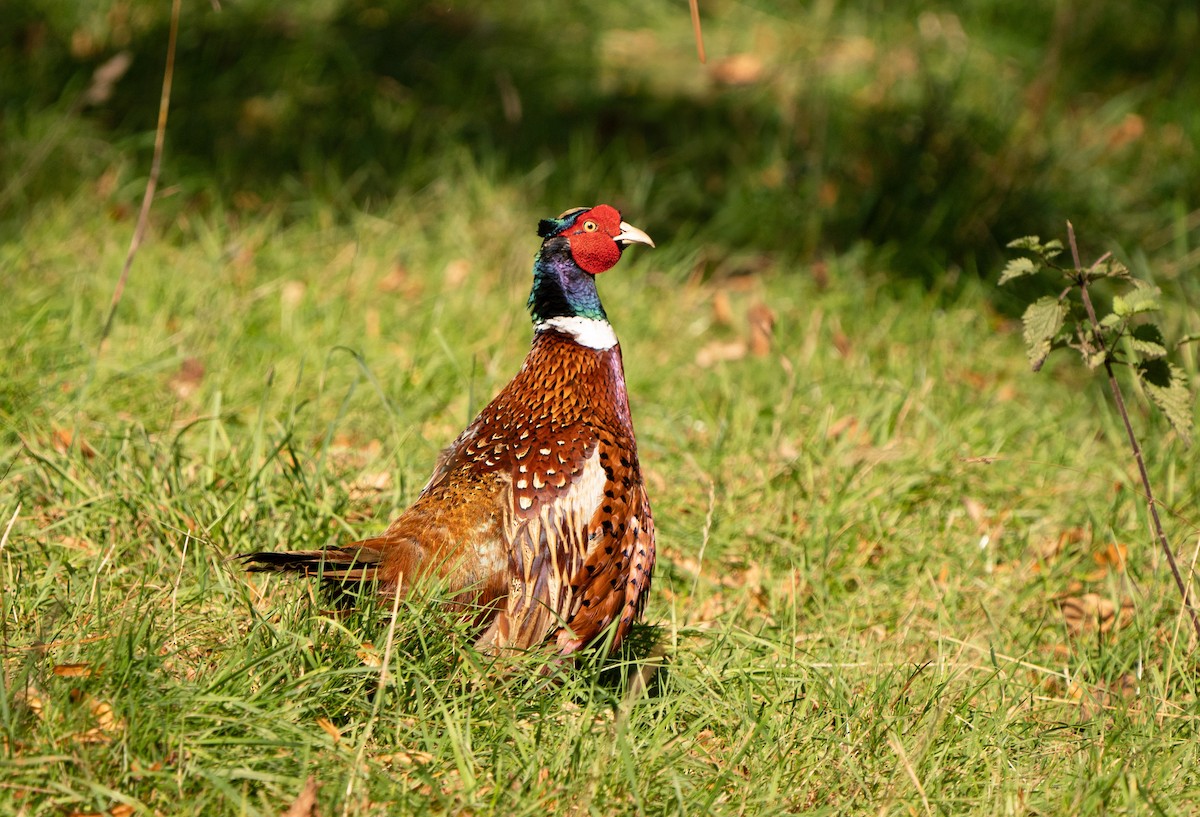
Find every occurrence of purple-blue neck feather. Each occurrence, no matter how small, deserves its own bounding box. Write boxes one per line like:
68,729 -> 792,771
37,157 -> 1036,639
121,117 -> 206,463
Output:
527,237 -> 608,324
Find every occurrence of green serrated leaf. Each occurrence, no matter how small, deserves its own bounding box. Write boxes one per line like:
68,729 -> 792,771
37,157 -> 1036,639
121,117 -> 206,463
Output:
1138,361 -> 1194,446
1007,236 -> 1042,251
1043,239 -> 1063,260
1099,312 -> 1123,330
1131,339 -> 1167,358
1130,324 -> 1167,359
999,256 -> 1038,285
1022,296 -> 1066,372
1113,285 -> 1161,317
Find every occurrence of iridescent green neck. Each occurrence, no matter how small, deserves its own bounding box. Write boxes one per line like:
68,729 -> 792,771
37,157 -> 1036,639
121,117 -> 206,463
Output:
527,238 -> 608,324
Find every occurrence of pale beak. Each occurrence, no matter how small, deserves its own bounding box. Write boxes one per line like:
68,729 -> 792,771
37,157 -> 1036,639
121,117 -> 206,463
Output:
614,221 -> 655,248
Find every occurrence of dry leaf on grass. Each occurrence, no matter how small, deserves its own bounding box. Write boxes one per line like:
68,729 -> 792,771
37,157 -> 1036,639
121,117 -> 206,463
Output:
826,415 -> 871,446
169,357 -> 205,399
52,427 -> 96,459
709,53 -> 764,86
831,329 -> 852,357
280,777 -> 320,817
695,339 -> 748,367
75,697 -> 125,744
1093,542 -> 1128,571
281,280 -> 307,310
1060,593 -> 1134,635
315,718 -> 341,745
376,750 -> 434,768
444,258 -> 471,288
747,302 -> 776,357
377,262 -> 423,298
52,663 -> 96,678
1107,112 -> 1145,150
961,496 -> 988,528
712,289 -> 734,325
357,643 -> 382,667
1033,527 -> 1089,562
14,688 -> 46,720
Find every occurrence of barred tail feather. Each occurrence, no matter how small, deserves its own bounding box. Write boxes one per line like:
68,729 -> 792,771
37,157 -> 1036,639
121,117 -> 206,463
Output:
237,545 -> 384,585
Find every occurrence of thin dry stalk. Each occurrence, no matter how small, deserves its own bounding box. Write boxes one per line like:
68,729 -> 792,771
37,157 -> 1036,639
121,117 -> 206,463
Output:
100,0 -> 182,347
689,0 -> 707,64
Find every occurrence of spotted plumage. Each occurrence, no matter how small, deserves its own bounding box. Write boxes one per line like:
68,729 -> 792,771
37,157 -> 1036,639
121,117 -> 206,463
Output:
239,204 -> 656,656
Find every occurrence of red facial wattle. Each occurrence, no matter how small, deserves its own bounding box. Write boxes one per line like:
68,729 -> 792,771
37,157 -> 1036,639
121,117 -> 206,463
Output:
564,205 -> 625,275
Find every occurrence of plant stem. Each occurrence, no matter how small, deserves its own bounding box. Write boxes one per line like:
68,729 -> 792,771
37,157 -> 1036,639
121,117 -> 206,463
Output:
1067,222 -> 1200,642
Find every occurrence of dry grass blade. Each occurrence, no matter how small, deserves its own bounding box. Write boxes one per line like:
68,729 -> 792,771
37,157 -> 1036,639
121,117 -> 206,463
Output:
100,0 -> 182,347
689,0 -> 706,64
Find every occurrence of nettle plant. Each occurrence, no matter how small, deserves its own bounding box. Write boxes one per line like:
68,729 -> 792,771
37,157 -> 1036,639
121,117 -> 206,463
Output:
1001,224 -> 1200,639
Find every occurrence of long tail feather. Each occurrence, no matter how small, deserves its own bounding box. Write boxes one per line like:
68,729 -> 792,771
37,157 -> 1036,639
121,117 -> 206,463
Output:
236,545 -> 383,584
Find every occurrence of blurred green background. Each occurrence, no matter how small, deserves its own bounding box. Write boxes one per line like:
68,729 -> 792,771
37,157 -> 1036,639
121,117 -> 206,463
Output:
5,0 -> 1200,278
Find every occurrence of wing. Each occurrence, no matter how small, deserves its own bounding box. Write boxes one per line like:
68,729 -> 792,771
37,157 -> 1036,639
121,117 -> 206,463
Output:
474,432 -> 655,655
473,426 -> 604,652
555,471 -> 655,654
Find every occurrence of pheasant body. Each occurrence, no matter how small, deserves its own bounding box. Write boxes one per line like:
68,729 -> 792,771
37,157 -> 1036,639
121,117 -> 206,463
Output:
241,205 -> 656,656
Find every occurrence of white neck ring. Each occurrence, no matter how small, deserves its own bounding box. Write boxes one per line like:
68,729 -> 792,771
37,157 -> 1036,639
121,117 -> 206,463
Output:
536,316 -> 618,350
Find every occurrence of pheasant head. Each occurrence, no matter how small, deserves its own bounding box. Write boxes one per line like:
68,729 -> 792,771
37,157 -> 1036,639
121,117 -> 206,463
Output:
528,205 -> 654,348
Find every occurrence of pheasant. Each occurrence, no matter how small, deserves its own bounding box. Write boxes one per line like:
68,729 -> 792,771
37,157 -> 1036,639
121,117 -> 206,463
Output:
240,204 -> 656,657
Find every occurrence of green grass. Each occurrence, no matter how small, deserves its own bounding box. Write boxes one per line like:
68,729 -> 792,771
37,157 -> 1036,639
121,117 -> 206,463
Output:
4,2 -> 1200,814
2,176 -> 1199,816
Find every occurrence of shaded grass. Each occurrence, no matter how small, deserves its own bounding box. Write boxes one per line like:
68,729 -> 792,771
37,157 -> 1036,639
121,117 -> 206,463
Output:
6,1 -> 1200,276
2,174 -> 1199,815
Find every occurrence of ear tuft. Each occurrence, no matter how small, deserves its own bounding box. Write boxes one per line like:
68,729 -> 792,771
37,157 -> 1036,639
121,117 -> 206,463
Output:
537,219 -> 558,238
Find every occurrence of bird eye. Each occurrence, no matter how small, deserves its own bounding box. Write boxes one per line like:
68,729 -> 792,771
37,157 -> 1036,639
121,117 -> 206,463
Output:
583,220 -> 598,232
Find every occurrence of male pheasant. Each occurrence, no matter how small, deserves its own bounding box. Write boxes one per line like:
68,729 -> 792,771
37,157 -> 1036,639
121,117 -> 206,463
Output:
240,204 -> 656,656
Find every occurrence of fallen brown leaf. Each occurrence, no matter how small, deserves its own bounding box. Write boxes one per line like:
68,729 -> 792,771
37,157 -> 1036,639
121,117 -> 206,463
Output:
169,357 -> 205,399
84,51 -> 132,105
281,280 -> 307,310
444,258 -> 471,287
52,427 -> 96,459
357,643 -> 382,667
376,750 -> 434,768
710,53 -> 764,86
832,329 -> 852,357
712,289 -> 734,326
14,688 -> 46,720
281,777 -> 320,817
1060,593 -> 1134,635
747,302 -> 776,357
1107,112 -> 1144,151
826,415 -> 869,444
1033,527 -> 1089,561
810,260 -> 829,290
961,496 -> 987,527
1093,542 -> 1128,571
52,663 -> 95,678
377,262 -> 422,298
315,717 -> 341,745
695,339 -> 747,367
